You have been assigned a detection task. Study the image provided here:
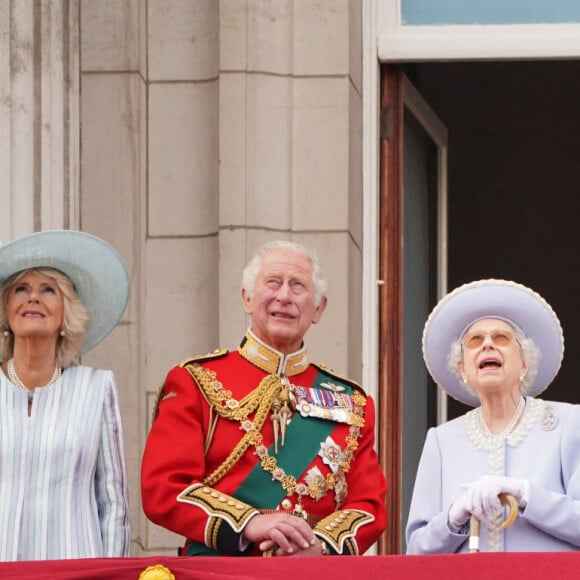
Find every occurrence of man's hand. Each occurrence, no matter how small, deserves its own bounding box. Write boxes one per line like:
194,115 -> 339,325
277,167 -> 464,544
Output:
243,513 -> 318,556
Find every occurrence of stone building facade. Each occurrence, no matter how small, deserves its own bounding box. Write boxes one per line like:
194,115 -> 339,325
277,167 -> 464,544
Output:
1,0 -> 370,555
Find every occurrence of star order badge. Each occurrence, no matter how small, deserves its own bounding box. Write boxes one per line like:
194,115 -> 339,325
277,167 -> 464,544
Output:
318,436 -> 344,473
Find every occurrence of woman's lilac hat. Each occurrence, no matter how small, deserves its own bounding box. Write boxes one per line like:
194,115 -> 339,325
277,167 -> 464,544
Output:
0,229 -> 129,354
422,279 -> 564,407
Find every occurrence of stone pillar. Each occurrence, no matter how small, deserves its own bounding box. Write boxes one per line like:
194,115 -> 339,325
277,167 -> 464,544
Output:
143,0 -> 221,554
219,0 -> 363,375
79,0 -> 146,556
0,0 -> 80,239
79,0 -> 221,557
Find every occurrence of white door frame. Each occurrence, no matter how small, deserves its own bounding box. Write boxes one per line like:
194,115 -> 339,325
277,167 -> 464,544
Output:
377,0 -> 580,61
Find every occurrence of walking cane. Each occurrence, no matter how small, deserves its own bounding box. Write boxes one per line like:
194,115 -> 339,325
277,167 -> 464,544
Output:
468,492 -> 519,553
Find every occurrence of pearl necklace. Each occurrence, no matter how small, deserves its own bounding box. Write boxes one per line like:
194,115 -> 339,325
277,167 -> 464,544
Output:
480,396 -> 525,437
6,358 -> 62,392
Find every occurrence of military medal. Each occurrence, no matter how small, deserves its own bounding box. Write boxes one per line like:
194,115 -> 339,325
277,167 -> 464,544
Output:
294,386 -> 361,425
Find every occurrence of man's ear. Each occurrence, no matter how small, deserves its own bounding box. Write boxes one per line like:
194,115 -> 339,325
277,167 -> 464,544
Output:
312,295 -> 328,324
241,288 -> 252,314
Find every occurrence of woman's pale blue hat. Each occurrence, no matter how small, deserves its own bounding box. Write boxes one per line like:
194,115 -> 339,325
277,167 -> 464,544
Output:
422,279 -> 564,407
0,229 -> 129,354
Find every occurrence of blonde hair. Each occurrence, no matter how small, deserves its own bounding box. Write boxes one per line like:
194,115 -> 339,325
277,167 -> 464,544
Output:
0,268 -> 90,367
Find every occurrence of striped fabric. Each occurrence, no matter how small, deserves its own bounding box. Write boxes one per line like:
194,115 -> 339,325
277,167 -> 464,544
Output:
0,366 -> 130,561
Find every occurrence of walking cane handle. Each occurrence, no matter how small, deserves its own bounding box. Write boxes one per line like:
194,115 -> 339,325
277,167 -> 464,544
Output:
468,492 -> 518,552
499,492 -> 519,528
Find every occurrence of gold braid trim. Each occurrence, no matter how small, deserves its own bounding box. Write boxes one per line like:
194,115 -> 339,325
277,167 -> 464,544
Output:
178,483 -> 259,535
314,509 -> 374,555
206,517 -> 221,551
183,363 -> 283,487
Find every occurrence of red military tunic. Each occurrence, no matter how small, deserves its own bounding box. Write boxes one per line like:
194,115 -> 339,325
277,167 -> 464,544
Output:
141,331 -> 387,555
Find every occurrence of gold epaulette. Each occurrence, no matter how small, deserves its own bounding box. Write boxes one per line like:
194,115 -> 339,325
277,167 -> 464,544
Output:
179,349 -> 229,368
311,362 -> 366,395
150,350 -> 229,425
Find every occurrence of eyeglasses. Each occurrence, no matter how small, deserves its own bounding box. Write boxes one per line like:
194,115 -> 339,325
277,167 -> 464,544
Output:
462,330 -> 518,350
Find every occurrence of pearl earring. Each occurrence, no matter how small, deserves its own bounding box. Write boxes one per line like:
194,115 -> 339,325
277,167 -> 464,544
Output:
462,375 -> 468,384
60,330 -> 65,337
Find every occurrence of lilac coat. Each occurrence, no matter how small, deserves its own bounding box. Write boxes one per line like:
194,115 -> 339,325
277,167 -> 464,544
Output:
406,398 -> 580,553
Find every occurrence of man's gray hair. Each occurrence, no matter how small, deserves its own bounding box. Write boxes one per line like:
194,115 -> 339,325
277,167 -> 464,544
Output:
242,240 -> 328,307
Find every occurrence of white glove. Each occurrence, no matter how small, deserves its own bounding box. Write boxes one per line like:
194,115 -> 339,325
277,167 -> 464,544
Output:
448,475 -> 529,531
448,493 -> 472,531
467,475 -> 529,516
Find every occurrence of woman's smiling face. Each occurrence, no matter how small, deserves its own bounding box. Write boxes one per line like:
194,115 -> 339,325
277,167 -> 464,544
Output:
5,269 -> 65,343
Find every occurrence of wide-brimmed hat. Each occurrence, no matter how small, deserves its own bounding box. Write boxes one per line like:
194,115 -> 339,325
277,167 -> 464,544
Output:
0,229 -> 129,354
422,279 -> 564,407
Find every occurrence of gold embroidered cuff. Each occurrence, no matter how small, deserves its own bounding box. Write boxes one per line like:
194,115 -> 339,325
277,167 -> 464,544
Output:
314,509 -> 374,555
177,484 -> 259,534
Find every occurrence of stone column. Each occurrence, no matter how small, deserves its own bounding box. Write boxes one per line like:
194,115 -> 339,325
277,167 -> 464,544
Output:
143,0 -> 221,554
79,0 -> 146,556
0,0 -> 80,239
219,0 -> 363,375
